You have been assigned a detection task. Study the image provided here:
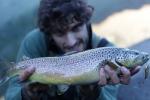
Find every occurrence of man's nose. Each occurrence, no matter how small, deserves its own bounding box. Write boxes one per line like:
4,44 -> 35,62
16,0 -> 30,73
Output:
66,32 -> 77,47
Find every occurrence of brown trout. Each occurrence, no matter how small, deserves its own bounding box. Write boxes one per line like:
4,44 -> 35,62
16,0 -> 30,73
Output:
0,47 -> 149,85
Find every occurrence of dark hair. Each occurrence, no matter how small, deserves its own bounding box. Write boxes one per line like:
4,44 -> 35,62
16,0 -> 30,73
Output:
38,0 -> 93,36
38,0 -> 93,53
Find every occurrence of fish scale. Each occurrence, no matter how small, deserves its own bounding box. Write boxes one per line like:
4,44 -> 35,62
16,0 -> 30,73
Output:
2,47 -> 150,85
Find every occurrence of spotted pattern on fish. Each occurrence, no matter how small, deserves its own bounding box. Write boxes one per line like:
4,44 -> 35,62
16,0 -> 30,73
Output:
10,47 -> 150,84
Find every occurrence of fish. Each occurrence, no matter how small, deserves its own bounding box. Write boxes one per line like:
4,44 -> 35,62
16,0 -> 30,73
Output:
0,47 -> 149,85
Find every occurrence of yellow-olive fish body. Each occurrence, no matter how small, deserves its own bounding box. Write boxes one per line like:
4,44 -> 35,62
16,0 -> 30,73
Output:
0,47 -> 149,85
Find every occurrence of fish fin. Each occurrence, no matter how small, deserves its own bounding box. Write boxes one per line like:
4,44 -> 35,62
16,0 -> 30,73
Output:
98,60 -> 121,81
0,59 -> 16,84
107,60 -> 121,70
0,59 -> 17,96
22,55 -> 31,61
104,60 -> 121,74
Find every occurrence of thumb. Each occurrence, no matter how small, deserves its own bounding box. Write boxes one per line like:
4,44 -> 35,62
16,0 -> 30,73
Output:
19,66 -> 35,82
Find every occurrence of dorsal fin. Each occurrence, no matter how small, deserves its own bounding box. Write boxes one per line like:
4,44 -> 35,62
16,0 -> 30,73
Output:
22,56 -> 31,61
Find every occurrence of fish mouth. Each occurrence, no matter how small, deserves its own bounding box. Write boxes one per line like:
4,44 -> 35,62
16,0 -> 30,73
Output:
137,53 -> 150,65
142,54 -> 150,63
129,52 -> 150,68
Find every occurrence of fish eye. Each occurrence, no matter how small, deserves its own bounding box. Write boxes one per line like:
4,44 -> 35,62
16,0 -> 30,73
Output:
20,65 -> 26,69
134,52 -> 139,55
130,50 -> 139,55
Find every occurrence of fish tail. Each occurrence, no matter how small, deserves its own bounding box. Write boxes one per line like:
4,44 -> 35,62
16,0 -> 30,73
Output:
0,59 -> 16,96
0,59 -> 15,84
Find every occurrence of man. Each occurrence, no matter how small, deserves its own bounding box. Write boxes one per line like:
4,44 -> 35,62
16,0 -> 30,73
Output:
5,0 -> 140,100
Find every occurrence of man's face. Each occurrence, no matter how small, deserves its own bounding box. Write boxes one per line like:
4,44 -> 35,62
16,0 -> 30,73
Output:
51,23 -> 89,53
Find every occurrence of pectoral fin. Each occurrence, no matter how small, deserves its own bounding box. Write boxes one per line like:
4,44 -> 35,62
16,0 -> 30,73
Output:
101,60 -> 121,75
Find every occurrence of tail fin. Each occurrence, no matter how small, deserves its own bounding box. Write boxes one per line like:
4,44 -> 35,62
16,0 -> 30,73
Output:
0,59 -> 15,84
0,59 -> 15,96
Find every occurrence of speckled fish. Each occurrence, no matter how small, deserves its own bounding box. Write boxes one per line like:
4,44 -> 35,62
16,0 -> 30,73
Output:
0,47 -> 150,85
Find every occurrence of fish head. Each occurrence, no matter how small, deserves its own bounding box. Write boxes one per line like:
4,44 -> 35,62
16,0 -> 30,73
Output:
115,49 -> 150,69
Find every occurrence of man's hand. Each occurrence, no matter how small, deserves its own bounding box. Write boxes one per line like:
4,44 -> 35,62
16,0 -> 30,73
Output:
19,67 -> 50,99
19,66 -> 35,81
98,65 -> 140,86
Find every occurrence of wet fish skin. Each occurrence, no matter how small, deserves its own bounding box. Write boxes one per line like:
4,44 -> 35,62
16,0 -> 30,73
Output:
6,47 -> 150,85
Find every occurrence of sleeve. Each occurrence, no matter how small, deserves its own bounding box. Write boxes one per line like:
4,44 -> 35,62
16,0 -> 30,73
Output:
99,85 -> 120,100
5,76 -> 22,100
16,29 -> 48,62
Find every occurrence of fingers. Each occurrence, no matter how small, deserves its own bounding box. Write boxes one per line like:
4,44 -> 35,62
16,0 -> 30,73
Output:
98,65 -> 120,86
130,66 -> 141,76
27,82 -> 49,92
98,65 -> 132,86
120,67 -> 131,84
19,66 -> 35,82
22,82 -> 49,99
104,65 -> 120,84
98,67 -> 107,86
